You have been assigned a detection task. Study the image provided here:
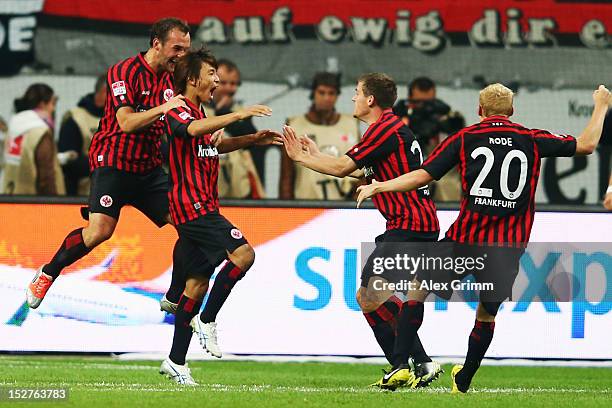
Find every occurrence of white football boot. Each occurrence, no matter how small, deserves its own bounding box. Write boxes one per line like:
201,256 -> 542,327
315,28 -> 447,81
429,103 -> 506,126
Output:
159,295 -> 178,314
159,358 -> 198,386
190,317 -> 222,358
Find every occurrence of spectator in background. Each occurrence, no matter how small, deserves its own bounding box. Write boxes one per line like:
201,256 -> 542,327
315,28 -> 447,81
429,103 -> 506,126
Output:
393,77 -> 464,202
2,83 -> 66,195
280,72 -> 360,200
59,75 -> 106,196
204,59 -> 265,198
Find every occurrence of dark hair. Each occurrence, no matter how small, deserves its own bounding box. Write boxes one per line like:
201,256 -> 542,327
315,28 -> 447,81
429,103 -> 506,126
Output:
217,58 -> 241,86
94,74 -> 106,94
408,76 -> 436,97
173,47 -> 218,95
14,83 -> 54,112
217,58 -> 239,73
310,72 -> 341,99
149,17 -> 190,47
357,73 -> 397,109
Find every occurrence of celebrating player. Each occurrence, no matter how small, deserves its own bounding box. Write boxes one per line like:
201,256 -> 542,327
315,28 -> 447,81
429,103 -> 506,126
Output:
356,83 -> 612,392
282,73 -> 443,388
26,18 -> 191,308
158,48 -> 282,385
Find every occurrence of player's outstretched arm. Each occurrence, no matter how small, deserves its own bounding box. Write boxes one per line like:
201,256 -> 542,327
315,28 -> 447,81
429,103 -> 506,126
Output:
282,125 -> 357,177
217,129 -> 283,154
356,169 -> 433,207
575,85 -> 611,156
187,105 -> 271,137
116,95 -> 186,133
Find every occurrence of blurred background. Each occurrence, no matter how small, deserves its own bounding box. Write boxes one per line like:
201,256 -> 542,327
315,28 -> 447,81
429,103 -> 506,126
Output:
0,0 -> 610,359
0,0 -> 610,203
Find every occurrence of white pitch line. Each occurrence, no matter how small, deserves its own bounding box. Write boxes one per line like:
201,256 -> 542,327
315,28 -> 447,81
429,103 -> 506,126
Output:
2,361 -> 156,370
0,382 -> 608,394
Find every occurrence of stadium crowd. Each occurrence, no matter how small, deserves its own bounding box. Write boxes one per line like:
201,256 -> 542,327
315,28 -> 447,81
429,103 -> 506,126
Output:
0,62 -> 610,207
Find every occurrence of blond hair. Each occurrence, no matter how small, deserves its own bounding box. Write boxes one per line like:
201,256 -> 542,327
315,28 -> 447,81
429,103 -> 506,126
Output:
479,83 -> 514,117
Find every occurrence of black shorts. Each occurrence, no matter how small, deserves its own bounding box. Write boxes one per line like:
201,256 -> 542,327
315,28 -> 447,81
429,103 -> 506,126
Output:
361,229 -> 440,288
174,237 -> 216,279
88,167 -> 169,227
176,212 -> 248,268
415,238 -> 524,302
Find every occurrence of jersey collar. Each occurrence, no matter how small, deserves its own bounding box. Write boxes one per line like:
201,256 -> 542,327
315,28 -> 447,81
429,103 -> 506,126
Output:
376,108 -> 395,123
481,115 -> 512,123
138,52 -> 158,77
185,97 -> 205,116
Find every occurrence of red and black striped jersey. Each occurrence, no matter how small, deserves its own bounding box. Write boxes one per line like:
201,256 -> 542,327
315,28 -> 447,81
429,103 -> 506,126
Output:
165,98 -> 219,225
346,109 -> 439,233
422,115 -> 577,245
89,52 -> 174,174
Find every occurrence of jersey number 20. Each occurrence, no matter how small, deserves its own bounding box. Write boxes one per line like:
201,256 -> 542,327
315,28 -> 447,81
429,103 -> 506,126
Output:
470,147 -> 528,200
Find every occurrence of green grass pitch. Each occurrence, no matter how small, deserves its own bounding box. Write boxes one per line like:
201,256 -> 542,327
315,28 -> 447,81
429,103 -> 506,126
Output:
0,356 -> 610,407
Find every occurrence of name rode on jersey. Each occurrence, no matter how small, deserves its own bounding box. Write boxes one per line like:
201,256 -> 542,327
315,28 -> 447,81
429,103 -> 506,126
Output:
89,53 -> 173,174
422,116 -> 576,244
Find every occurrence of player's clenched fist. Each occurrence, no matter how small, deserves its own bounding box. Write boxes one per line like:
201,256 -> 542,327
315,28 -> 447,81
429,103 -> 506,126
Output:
593,85 -> 611,106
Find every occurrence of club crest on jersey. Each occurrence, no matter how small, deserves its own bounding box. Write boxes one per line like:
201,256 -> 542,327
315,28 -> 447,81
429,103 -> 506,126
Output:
163,89 -> 174,101
111,81 -> 126,96
197,145 -> 218,158
230,228 -> 243,239
100,195 -> 113,208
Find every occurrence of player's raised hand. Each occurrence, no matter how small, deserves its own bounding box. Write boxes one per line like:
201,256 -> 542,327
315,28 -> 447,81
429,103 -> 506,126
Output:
253,129 -> 283,146
356,180 -> 380,208
162,94 -> 187,114
238,105 -> 272,120
282,125 -> 306,161
593,85 -> 611,107
210,129 -> 225,147
299,135 -> 320,155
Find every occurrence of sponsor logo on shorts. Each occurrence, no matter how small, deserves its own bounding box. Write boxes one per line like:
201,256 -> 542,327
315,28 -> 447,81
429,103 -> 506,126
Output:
100,195 -> 113,208
164,89 -> 174,101
230,229 -> 243,239
111,81 -> 126,96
